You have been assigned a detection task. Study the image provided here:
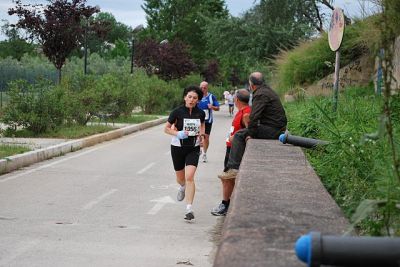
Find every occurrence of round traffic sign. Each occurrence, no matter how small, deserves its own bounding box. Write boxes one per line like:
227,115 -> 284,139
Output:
328,8 -> 345,51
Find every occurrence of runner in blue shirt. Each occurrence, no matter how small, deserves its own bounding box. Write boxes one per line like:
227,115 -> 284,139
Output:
197,81 -> 220,162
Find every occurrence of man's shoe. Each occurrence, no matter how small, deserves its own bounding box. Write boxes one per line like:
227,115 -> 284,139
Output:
217,169 -> 238,179
202,153 -> 207,163
184,211 -> 195,222
177,188 -> 185,201
211,203 -> 228,216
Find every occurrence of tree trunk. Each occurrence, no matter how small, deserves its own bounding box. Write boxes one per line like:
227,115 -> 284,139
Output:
58,68 -> 62,84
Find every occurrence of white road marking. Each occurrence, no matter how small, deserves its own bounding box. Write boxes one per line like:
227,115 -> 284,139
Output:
137,162 -> 155,174
0,147 -> 101,183
82,189 -> 118,210
147,196 -> 175,215
0,131 -> 148,183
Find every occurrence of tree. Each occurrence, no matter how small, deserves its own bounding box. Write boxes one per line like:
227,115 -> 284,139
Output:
0,21 -> 36,60
295,0 -> 352,34
142,0 -> 228,64
135,38 -> 195,80
86,12 -> 132,58
8,0 -> 100,83
201,59 -> 220,83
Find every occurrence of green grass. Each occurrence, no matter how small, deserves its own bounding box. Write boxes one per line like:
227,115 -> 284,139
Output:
0,144 -> 31,158
285,86 -> 400,235
274,17 -> 372,94
92,114 -> 161,124
4,125 -> 114,139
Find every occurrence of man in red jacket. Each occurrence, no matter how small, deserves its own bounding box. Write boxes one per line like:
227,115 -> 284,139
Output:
218,72 -> 287,180
211,89 -> 251,216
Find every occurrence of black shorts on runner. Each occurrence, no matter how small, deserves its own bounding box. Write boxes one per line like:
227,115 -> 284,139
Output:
171,145 -> 201,171
205,123 -> 212,135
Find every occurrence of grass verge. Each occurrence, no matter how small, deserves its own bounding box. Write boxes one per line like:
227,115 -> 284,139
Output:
4,125 -> 114,139
0,144 -> 31,158
285,86 -> 400,235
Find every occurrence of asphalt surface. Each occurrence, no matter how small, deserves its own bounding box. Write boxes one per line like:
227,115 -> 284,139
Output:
0,106 -> 234,267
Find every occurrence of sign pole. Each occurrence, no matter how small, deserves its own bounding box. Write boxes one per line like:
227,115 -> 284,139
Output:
333,50 -> 340,112
328,7 -> 345,112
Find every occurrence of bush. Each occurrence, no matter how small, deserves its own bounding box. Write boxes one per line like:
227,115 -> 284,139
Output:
61,74 -> 102,125
2,79 -> 65,134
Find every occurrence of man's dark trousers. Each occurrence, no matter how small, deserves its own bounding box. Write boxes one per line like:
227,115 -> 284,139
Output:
227,125 -> 283,170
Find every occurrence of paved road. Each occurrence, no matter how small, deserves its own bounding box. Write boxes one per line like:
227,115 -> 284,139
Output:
0,106 -> 233,267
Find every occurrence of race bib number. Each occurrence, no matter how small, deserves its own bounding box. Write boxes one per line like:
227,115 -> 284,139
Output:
183,119 -> 201,136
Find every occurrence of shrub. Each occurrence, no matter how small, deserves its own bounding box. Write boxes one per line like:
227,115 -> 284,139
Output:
2,79 -> 65,134
61,74 -> 102,125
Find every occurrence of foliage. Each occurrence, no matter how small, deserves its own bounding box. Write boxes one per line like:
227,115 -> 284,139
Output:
8,0 -> 100,81
135,38 -> 195,80
61,74 -> 102,125
201,59 -> 220,83
82,12 -> 132,59
0,55 -> 57,91
0,39 -> 36,60
203,0 -> 315,86
142,0 -> 228,64
134,70 -> 180,113
2,79 -> 65,134
285,86 -> 400,235
273,18 -> 369,92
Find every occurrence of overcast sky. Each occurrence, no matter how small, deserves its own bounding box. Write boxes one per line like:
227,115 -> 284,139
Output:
0,0 -> 378,41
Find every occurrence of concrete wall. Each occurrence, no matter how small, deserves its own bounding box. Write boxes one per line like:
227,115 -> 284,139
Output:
306,54 -> 375,97
214,140 -> 350,267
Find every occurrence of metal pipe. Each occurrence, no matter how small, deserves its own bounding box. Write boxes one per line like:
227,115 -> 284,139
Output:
295,232 -> 400,267
279,133 -> 328,149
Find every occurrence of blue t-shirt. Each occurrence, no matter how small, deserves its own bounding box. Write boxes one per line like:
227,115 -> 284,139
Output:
197,93 -> 220,124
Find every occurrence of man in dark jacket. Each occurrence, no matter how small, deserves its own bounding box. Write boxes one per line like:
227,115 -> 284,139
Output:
218,72 -> 287,179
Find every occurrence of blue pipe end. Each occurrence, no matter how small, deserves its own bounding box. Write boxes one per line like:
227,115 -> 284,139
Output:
295,234 -> 312,266
279,133 -> 286,143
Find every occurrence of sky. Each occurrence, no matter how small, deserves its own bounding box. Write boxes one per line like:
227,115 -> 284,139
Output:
0,0 -> 378,41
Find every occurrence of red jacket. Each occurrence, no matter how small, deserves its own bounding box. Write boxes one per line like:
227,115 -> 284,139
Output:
226,106 -> 251,147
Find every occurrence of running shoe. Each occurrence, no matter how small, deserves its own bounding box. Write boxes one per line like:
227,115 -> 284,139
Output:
202,153 -> 207,163
184,211 -> 195,221
211,203 -> 228,216
177,187 -> 185,201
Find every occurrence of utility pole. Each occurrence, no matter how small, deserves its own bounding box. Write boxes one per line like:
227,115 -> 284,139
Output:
84,18 -> 88,75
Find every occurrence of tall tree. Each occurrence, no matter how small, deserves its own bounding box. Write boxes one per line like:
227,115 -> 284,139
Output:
8,0 -> 100,83
142,0 -> 228,64
86,12 -> 132,57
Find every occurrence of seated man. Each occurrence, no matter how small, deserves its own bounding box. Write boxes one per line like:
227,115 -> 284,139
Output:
211,89 -> 251,216
218,72 -> 287,179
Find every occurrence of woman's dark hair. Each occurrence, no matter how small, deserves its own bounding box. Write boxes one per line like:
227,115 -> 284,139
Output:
183,85 -> 203,100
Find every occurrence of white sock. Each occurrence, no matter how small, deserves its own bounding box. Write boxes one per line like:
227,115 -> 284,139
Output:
179,185 -> 185,192
186,204 -> 192,212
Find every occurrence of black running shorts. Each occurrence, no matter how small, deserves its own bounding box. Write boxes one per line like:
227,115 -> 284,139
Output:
205,123 -> 212,135
171,145 -> 201,171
